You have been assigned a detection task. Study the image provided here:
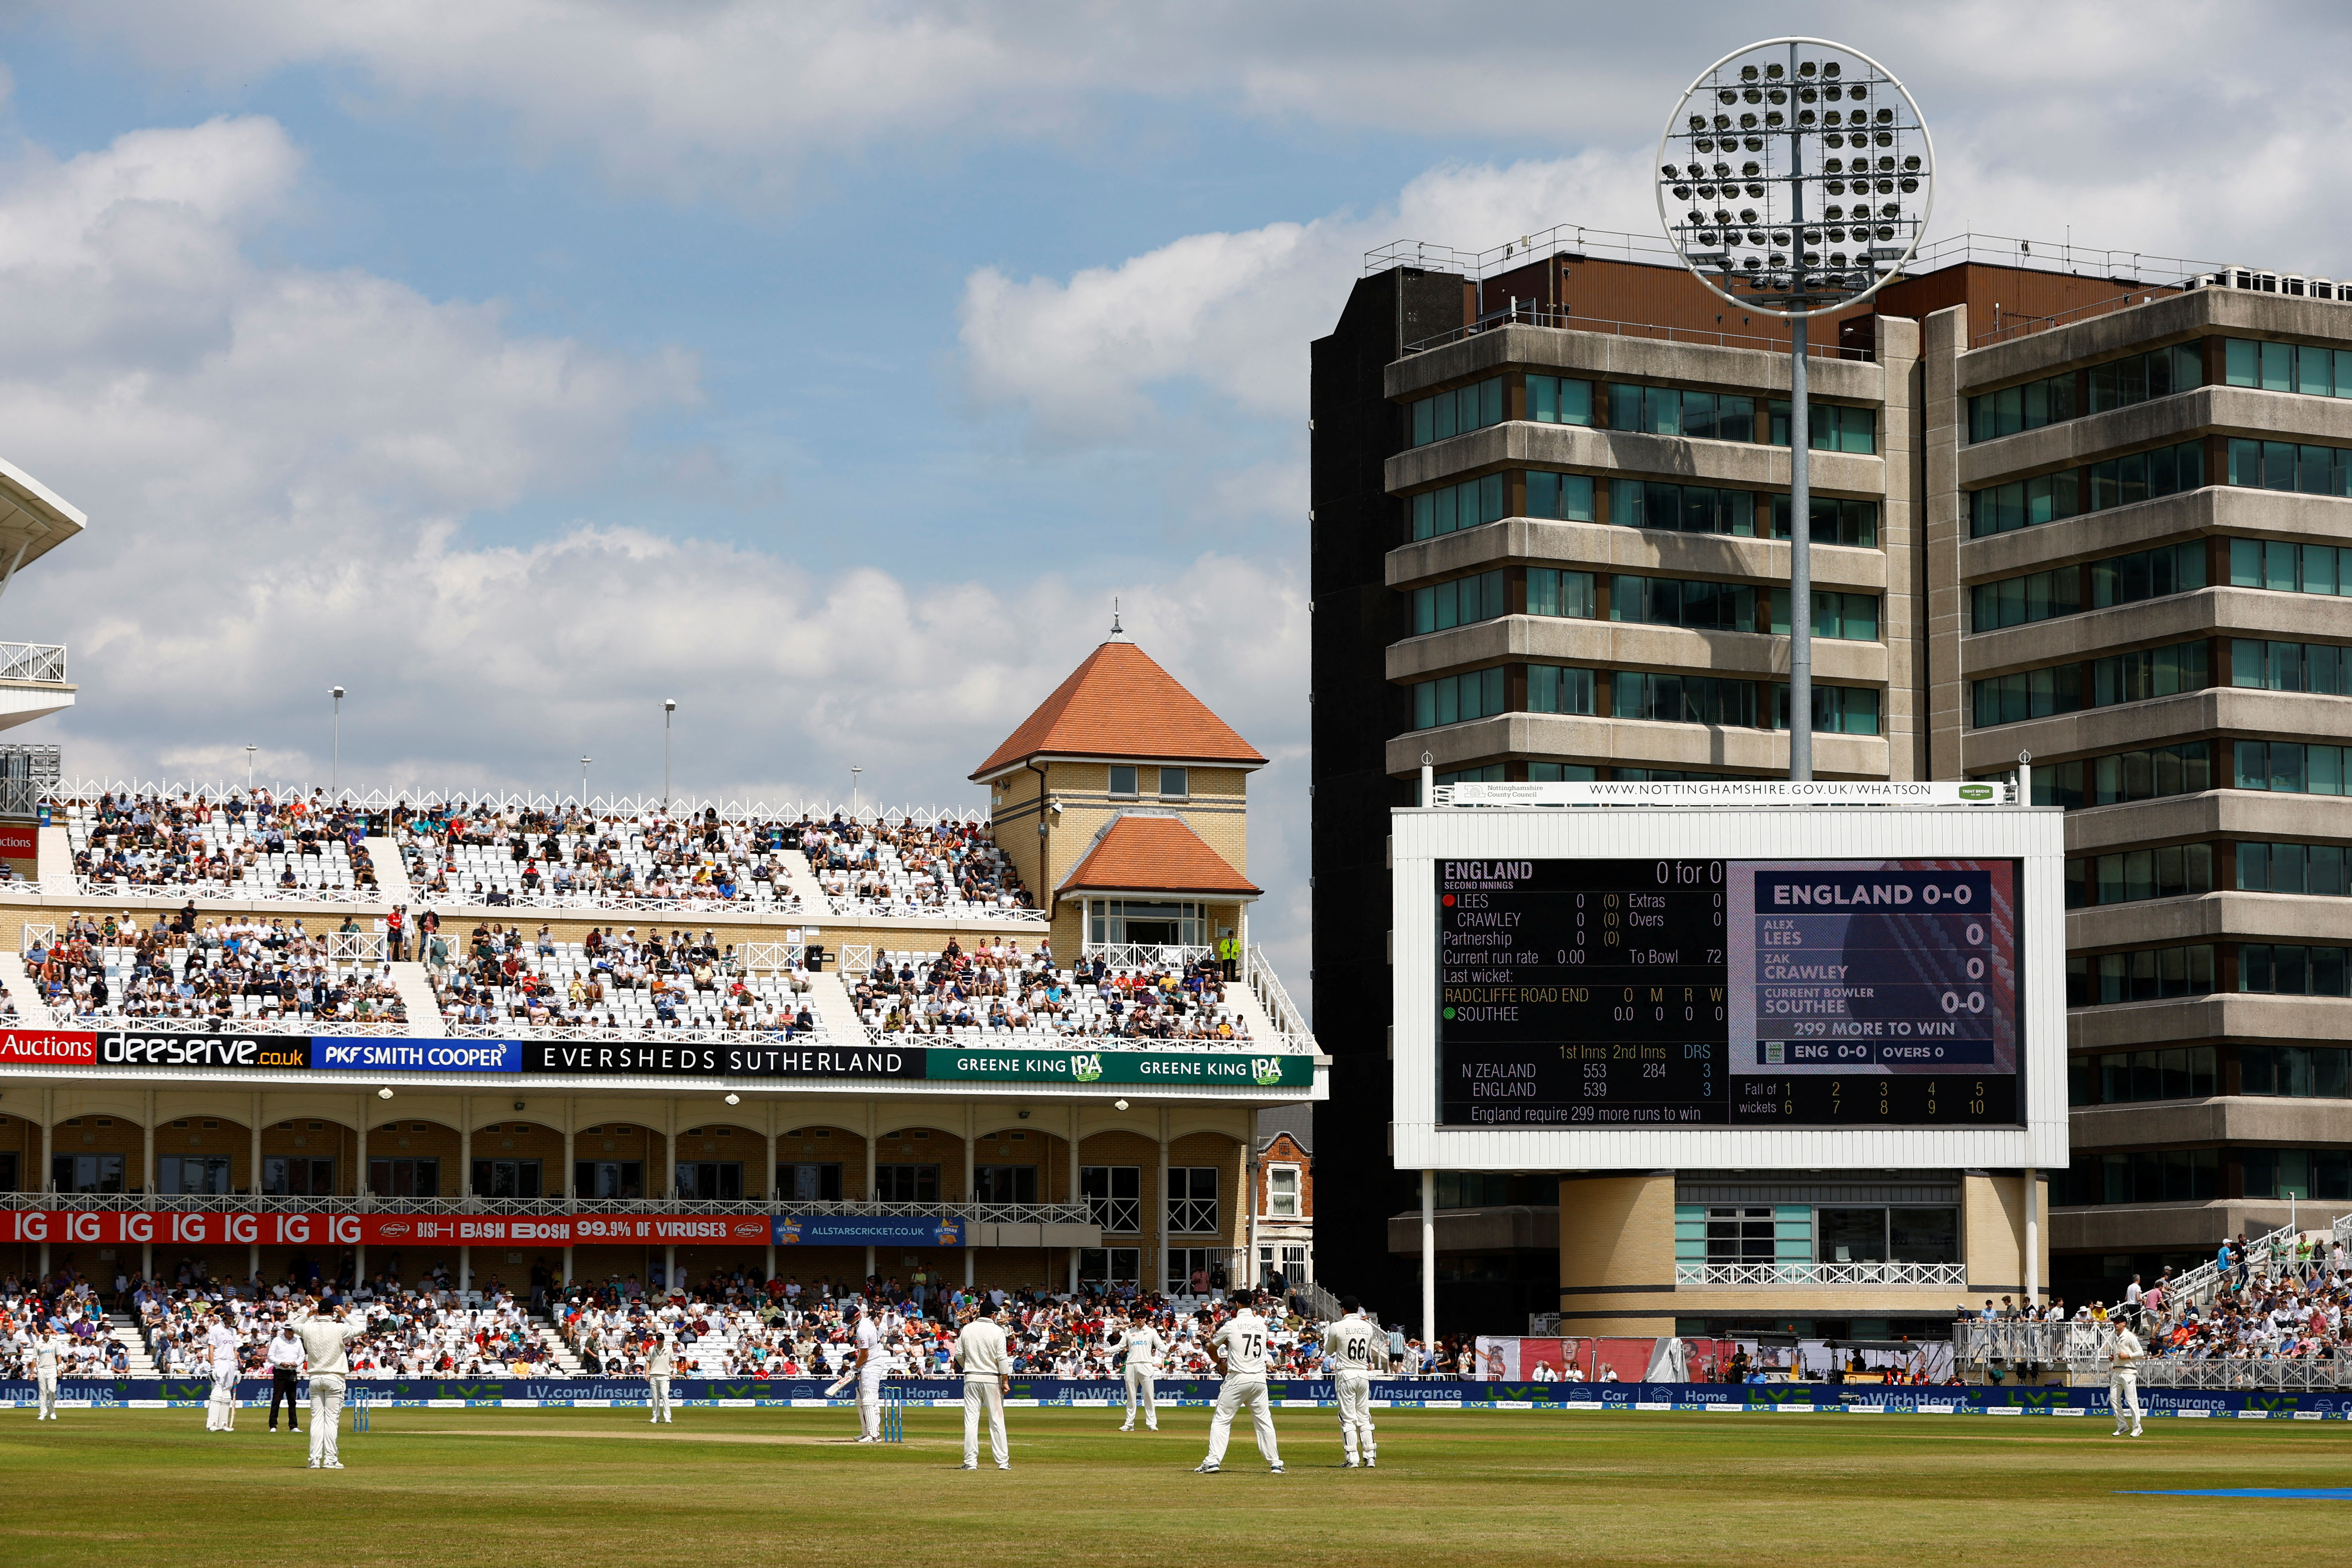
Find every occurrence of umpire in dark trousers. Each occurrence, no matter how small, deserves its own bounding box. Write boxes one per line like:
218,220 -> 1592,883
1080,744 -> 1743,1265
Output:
267,1325 -> 304,1432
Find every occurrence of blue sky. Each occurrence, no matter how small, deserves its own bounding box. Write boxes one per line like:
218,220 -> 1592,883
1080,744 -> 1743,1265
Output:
0,2 -> 2345,999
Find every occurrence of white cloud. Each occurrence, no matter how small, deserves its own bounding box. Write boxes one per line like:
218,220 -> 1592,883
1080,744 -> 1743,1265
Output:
0,109 -> 1318,994
45,0 -> 2352,213
958,151 -> 1650,445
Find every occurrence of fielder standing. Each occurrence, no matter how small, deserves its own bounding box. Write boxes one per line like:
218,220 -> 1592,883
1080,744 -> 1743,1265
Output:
646,1331 -> 676,1424
1111,1310 -> 1165,1432
1195,1291 -> 1283,1475
293,1297 -> 364,1470
31,1327 -> 60,1420
203,1308 -> 240,1432
955,1302 -> 1013,1470
2109,1311 -> 2145,1438
1321,1295 -> 1389,1468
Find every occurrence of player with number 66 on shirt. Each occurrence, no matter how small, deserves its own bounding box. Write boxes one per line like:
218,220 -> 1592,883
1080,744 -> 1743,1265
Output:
1321,1297 -> 1390,1467
1194,1292 -> 1283,1475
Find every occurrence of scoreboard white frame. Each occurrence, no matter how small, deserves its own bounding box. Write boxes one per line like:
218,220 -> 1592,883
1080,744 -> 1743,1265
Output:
1390,804 -> 2070,1171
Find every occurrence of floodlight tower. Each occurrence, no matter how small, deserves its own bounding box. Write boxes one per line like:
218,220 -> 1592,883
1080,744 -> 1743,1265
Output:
1655,38 -> 1933,779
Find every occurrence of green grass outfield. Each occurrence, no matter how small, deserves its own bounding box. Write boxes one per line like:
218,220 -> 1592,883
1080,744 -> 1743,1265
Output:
4,1406 -> 2346,1566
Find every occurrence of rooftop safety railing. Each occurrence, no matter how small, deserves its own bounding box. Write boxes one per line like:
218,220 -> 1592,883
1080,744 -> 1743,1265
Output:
1402,300 -> 1871,360
0,642 -> 67,683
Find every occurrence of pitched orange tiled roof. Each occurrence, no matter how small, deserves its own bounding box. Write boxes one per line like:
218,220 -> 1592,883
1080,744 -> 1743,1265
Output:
971,640 -> 1266,780
1058,815 -> 1261,897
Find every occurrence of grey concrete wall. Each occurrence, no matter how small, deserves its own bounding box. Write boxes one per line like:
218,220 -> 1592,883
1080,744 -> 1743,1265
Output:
1387,420 -> 1886,497
2062,789 -> 2352,853
1959,385 -> 2352,490
1922,304 -> 1972,781
2070,891 -> 2352,950
1960,286 -> 2352,391
1385,618 -> 1889,684
1387,517 -> 1886,591
1881,314 -> 1928,779
1958,687 -> 2352,776
1383,321 -> 1885,402
1384,710 -> 1887,779
2066,993 -> 2352,1051
2070,1096 -> 2352,1151
1961,487 -> 2352,579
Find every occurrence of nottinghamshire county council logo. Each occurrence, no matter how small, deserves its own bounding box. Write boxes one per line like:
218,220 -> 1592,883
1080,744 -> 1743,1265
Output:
1072,1053 -> 1103,1082
1252,1058 -> 1283,1086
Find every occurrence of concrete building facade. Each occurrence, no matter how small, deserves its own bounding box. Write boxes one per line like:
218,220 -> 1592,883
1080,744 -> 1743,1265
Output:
1313,235 -> 2352,1334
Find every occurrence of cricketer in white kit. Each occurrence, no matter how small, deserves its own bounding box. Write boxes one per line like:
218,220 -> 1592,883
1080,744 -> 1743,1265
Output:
1321,1297 -> 1390,1468
1111,1314 -> 1165,1432
2109,1319 -> 2146,1437
647,1333 -> 676,1423
1195,1293 -> 1283,1475
955,1305 -> 1013,1470
32,1329 -> 61,1420
293,1300 -> 364,1470
852,1305 -> 887,1443
203,1313 -> 241,1432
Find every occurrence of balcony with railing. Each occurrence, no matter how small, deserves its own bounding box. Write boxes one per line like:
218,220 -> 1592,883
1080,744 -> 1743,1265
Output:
0,645 -> 71,733
1676,1260 -> 1968,1289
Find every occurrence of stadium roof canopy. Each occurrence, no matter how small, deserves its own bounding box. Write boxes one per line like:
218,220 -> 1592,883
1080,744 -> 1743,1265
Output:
0,456 -> 85,581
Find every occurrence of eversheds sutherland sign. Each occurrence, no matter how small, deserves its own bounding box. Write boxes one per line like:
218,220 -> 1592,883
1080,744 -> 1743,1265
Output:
0,1030 -> 1312,1089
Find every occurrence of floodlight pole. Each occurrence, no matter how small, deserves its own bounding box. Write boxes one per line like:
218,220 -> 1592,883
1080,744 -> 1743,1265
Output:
1786,43 -> 1813,783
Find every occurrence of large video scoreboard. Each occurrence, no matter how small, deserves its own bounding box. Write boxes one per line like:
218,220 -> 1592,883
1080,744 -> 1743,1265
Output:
1437,857 -> 2018,1128
1391,791 -> 2069,1172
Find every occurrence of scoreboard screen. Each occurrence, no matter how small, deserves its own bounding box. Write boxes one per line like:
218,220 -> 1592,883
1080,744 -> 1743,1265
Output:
1437,858 -> 2021,1128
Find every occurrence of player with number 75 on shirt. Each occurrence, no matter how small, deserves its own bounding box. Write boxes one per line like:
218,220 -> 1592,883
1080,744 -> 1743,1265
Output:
1194,1292 -> 1283,1475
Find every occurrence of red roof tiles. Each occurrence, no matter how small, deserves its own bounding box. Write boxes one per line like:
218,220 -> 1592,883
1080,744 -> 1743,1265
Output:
971,640 -> 1265,780
1059,815 -> 1259,897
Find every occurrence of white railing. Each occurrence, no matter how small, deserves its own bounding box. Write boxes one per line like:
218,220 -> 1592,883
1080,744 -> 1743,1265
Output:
68,876 -> 383,904
328,931 -> 388,964
1952,1319 -> 2104,1370
1086,942 -> 1213,970
824,893 -> 1046,924
2156,1218 -> 2300,1313
45,780 -> 987,828
67,1014 -> 403,1036
0,642 -> 67,683
440,1022 -> 828,1047
1288,1279 -> 1344,1321
836,944 -> 875,977
1677,1260 -> 1968,1289
2138,1357 -> 2352,1391
739,942 -> 808,973
1247,942 -> 1315,1047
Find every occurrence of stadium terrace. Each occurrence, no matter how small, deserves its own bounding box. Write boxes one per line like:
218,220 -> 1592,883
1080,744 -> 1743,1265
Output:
0,590 -> 1324,1314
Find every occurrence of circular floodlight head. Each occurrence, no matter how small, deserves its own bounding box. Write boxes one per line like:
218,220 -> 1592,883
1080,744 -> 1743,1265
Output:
1656,36 -> 1933,318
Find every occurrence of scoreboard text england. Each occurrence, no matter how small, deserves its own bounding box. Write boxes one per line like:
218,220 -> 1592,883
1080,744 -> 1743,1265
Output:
1437,858 -> 2022,1128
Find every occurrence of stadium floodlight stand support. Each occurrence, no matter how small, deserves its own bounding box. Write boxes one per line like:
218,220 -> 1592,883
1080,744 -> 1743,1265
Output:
1421,1170 -> 1436,1358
